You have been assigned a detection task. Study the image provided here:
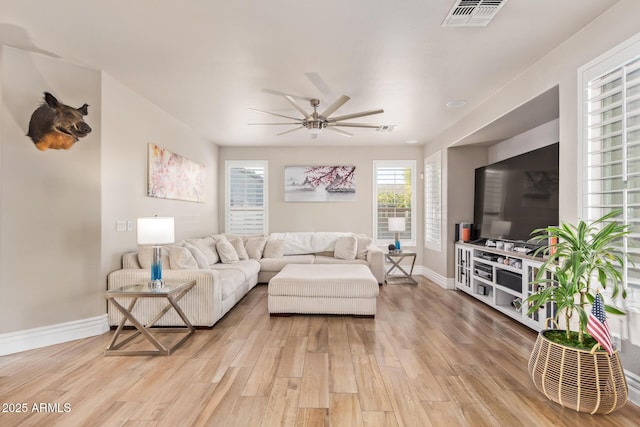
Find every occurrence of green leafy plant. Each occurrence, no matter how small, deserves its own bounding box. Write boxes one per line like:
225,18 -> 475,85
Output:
525,210 -> 630,345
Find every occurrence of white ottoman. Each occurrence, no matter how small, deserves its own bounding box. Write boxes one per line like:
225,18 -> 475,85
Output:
268,264 -> 379,317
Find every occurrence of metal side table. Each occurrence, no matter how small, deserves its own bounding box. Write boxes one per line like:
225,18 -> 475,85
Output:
385,251 -> 417,285
105,280 -> 196,356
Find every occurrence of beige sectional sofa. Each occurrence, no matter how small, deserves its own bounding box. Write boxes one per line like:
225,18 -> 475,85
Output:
107,232 -> 383,327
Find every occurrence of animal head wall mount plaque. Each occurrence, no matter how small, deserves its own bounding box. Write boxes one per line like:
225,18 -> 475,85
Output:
27,92 -> 91,151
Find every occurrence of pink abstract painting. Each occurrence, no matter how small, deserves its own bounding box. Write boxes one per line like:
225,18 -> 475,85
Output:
147,143 -> 205,202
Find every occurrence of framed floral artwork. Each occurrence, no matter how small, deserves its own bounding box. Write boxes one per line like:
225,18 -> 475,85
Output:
147,143 -> 205,202
285,165 -> 356,202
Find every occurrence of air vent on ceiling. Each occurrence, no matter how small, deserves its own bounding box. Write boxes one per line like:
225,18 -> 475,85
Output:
442,0 -> 508,27
375,125 -> 396,133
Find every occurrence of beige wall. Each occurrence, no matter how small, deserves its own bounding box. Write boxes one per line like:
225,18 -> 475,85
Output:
424,0 -> 640,280
0,47 -> 219,337
0,46 -> 102,333
100,74 -> 219,280
219,145 -> 423,255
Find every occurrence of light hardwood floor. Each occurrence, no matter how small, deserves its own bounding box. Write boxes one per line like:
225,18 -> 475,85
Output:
2,277 -> 640,426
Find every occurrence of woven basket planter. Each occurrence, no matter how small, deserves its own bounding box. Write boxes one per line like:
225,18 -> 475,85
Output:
528,329 -> 628,414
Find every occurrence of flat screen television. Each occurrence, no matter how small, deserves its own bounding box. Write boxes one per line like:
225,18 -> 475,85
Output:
473,143 -> 559,242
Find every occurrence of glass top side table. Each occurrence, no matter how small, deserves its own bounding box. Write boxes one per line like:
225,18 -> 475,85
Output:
105,279 -> 196,356
385,251 -> 418,285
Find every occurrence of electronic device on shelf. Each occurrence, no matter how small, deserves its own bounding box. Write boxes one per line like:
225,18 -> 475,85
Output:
473,143 -> 559,242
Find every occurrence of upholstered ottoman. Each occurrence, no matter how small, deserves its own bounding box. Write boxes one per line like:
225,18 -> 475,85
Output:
268,264 -> 379,317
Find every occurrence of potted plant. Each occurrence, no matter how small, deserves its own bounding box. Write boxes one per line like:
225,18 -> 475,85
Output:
525,210 -> 630,414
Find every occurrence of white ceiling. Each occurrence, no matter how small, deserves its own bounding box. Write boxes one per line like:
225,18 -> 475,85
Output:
0,0 -> 619,147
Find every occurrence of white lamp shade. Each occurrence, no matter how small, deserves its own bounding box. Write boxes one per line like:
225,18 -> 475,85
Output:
137,217 -> 175,245
388,217 -> 406,232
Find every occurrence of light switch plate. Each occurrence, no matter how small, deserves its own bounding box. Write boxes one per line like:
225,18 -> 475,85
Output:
127,220 -> 133,231
116,220 -> 126,232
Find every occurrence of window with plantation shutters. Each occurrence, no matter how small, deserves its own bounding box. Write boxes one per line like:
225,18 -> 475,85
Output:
581,36 -> 640,294
373,160 -> 416,246
225,161 -> 268,235
424,151 -> 441,251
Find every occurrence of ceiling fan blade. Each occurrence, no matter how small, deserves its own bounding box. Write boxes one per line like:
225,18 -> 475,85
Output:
285,96 -> 312,119
321,95 -> 350,118
276,126 -> 305,136
261,88 -> 311,102
248,122 -> 302,125
328,108 -> 384,122
248,108 -> 301,121
325,127 -> 353,137
330,122 -> 380,129
305,72 -> 334,98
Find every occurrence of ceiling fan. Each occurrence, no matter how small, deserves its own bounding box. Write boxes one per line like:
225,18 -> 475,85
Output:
249,95 -> 384,138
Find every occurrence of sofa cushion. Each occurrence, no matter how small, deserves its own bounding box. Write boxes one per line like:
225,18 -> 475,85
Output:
269,232 -> 351,255
123,252 -> 141,269
217,239 -> 240,264
183,242 -> 210,269
210,259 -> 261,280
263,239 -> 285,258
355,235 -> 373,260
186,237 -> 219,265
137,245 -> 170,270
169,245 -> 198,269
259,255 -> 315,272
334,236 -> 357,260
314,255 -> 368,266
228,236 -> 249,260
245,237 -> 268,259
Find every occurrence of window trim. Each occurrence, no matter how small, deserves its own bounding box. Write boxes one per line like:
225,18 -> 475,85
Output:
578,33 -> 640,296
224,160 -> 268,235
372,160 -> 417,246
424,151 -> 442,252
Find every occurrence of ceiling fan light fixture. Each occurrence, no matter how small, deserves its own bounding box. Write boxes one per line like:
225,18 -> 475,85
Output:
306,120 -> 324,134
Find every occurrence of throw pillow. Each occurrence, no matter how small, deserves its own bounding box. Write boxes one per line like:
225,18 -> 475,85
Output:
355,235 -> 373,260
262,239 -> 285,258
334,235 -> 358,260
245,237 -> 268,259
169,245 -> 198,270
228,236 -> 249,260
137,245 -> 170,270
183,242 -> 210,269
217,239 -> 240,264
186,237 -> 219,265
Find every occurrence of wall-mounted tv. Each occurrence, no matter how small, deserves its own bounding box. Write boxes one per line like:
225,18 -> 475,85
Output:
473,143 -> 559,242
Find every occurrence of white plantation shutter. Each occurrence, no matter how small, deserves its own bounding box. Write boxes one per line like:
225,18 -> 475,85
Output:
373,160 -> 416,245
225,161 -> 268,235
581,37 -> 640,292
424,151 -> 441,251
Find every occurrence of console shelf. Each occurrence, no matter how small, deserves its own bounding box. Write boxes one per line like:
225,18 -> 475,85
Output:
455,242 -> 555,331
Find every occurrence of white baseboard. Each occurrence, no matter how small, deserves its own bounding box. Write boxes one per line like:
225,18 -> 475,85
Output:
626,370 -> 640,406
419,266 -> 455,289
0,314 -> 109,356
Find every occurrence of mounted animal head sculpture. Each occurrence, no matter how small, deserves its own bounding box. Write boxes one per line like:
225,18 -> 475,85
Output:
27,92 -> 91,151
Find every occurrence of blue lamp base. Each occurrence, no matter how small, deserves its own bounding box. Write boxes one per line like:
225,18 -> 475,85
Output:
148,246 -> 164,290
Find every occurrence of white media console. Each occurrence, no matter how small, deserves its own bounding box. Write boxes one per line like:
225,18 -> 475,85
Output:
455,242 -> 556,331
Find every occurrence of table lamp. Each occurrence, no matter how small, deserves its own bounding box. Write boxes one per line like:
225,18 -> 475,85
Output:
137,216 -> 175,289
388,217 -> 405,251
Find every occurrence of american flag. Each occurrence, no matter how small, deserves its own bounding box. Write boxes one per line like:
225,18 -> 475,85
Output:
587,293 -> 613,355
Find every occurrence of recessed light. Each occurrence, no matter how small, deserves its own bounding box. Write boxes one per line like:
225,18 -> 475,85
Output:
405,139 -> 419,144
446,100 -> 467,108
